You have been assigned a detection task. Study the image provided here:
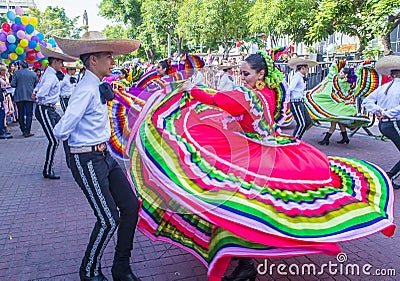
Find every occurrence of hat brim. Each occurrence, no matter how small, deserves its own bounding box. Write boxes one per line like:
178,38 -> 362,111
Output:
54,36 -> 141,57
217,64 -> 238,69
375,55 -> 400,76
288,58 -> 318,69
63,62 -> 82,69
40,46 -> 78,62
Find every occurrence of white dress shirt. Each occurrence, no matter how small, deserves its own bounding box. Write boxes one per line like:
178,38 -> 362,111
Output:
53,70 -> 110,147
35,66 -> 60,105
60,73 -> 75,98
288,71 -> 305,100
362,78 -> 400,118
217,72 -> 234,91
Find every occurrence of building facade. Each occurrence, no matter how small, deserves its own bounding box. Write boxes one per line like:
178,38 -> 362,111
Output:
0,0 -> 37,17
391,26 -> 400,55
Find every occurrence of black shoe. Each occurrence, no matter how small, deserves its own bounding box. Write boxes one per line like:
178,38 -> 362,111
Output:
318,132 -> 332,146
222,259 -> 257,281
393,183 -> 400,190
79,266 -> 108,281
0,133 -> 13,139
43,171 -> 60,180
23,133 -> 34,138
337,131 -> 350,144
111,267 -> 141,281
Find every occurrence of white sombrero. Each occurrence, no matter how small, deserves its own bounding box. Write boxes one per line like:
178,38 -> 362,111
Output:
40,46 -> 78,62
375,55 -> 400,76
54,31 -> 141,57
288,57 -> 318,69
217,61 -> 238,70
63,61 -> 82,69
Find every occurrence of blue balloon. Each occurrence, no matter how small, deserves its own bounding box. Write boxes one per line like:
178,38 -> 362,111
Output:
25,24 -> 34,34
8,44 -> 16,52
28,40 -> 37,49
6,11 -> 16,21
14,17 -> 22,24
18,53 -> 26,60
37,33 -> 44,41
6,35 -> 16,44
1,52 -> 9,59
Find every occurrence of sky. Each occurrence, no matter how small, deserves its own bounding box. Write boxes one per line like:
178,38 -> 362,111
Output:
35,0 -> 113,31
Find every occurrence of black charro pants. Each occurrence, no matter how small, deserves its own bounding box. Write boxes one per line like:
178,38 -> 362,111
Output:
379,120 -> 400,179
290,101 -> 313,139
35,105 -> 61,174
70,151 -> 140,277
60,97 -> 70,112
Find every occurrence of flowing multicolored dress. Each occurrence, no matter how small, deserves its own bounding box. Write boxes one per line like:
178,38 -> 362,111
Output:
123,82 -> 395,280
305,61 -> 382,128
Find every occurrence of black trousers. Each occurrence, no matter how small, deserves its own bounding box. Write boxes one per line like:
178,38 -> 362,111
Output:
290,101 -> 313,139
60,97 -> 70,112
16,101 -> 34,134
70,151 -> 140,278
35,105 -> 63,174
379,120 -> 400,179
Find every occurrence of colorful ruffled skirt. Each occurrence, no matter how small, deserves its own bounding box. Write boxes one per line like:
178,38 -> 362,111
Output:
124,89 -> 395,280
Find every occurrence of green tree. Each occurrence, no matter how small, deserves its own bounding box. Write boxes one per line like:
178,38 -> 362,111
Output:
99,0 -> 143,30
363,0 -> 400,55
181,0 -> 253,59
28,6 -> 83,39
102,25 -> 140,65
249,0 -> 317,47
306,0 -> 371,58
139,0 -> 184,61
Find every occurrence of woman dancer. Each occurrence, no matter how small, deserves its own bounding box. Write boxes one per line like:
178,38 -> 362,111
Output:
126,51 -> 394,281
305,60 -> 381,145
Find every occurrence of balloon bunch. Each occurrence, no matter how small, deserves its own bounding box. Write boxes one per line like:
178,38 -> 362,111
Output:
0,6 -> 50,68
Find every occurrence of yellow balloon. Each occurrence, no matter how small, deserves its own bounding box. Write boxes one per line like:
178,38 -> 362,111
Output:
20,39 -> 28,47
9,53 -> 18,60
21,16 -> 29,25
29,17 -> 38,27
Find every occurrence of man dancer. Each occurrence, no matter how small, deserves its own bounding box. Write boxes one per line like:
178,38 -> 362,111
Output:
54,31 -> 141,281
363,55 -> 400,189
33,47 -> 77,179
287,57 -> 317,139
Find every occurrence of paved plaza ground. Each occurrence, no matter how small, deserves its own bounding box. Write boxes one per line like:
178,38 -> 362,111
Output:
0,116 -> 399,281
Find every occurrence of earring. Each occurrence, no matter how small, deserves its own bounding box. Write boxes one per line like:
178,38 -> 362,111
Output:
255,80 -> 265,90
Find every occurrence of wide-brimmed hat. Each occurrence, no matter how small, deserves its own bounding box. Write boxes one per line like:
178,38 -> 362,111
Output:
288,57 -> 318,69
217,60 -> 237,70
375,55 -> 400,76
40,46 -> 78,62
54,31 -> 141,57
64,61 -> 82,69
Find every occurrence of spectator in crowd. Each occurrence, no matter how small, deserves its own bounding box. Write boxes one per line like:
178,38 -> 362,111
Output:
10,60 -> 38,138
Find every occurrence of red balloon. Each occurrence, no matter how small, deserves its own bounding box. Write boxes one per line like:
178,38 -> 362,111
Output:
261,34 -> 266,41
236,41 -> 242,47
26,50 -> 36,61
2,22 -> 10,32
33,61 -> 41,69
61,67 -> 66,74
